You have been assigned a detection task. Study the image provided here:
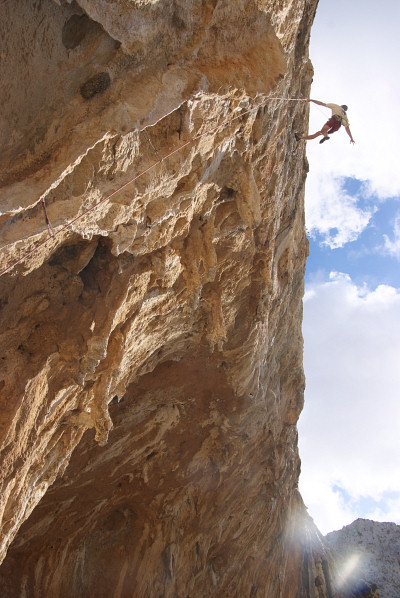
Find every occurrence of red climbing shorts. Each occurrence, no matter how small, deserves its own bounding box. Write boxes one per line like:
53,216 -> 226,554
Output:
325,116 -> 342,134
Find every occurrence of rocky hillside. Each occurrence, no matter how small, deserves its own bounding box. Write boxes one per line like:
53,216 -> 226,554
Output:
326,518 -> 400,597
0,0 -> 371,596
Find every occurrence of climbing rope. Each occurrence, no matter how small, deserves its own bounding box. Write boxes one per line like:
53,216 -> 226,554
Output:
0,96 -> 307,278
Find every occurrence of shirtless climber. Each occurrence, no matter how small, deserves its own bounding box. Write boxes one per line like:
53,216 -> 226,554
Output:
295,99 -> 355,144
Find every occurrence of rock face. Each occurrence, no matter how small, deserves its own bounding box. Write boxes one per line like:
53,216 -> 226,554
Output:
326,519 -> 400,597
0,0 -> 365,596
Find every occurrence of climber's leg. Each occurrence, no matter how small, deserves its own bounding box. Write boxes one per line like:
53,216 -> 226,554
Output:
296,123 -> 330,141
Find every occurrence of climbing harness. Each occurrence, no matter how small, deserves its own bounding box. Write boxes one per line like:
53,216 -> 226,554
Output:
0,96 -> 307,278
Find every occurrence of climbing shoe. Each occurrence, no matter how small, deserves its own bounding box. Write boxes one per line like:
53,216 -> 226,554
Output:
319,136 -> 330,144
294,133 -> 301,142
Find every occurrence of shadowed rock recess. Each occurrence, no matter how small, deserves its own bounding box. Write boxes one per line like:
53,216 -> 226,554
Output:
0,1 -> 373,597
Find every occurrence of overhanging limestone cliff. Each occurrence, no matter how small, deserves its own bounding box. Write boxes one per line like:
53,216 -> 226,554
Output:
0,1 -> 353,596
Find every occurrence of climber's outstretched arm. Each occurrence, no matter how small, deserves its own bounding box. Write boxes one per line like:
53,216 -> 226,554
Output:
345,125 -> 355,144
307,99 -> 328,107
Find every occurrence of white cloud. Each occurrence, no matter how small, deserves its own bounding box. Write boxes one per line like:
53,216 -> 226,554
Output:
298,273 -> 400,534
304,0 -> 400,246
306,175 -> 373,248
367,494 -> 400,524
383,213 -> 400,259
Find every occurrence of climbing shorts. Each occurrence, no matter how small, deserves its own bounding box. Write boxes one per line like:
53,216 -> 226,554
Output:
325,116 -> 342,134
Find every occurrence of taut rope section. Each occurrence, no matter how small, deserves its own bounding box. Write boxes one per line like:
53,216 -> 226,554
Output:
0,96 -> 306,278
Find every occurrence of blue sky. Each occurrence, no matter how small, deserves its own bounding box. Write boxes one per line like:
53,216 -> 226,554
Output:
297,0 -> 400,534
307,186 -> 400,288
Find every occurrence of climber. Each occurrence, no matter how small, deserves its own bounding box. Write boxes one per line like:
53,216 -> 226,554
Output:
295,99 -> 355,144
